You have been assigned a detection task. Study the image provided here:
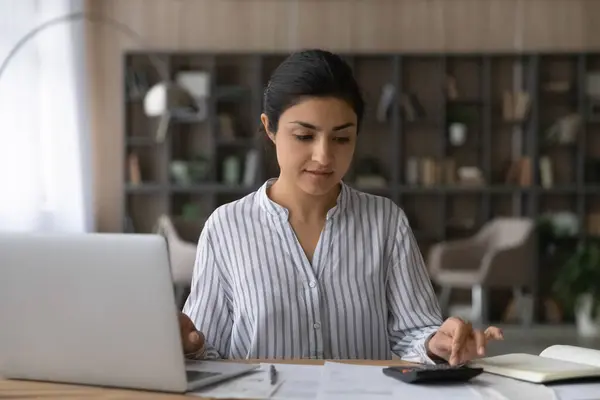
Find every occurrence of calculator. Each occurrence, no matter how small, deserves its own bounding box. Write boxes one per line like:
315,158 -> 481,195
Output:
382,363 -> 483,384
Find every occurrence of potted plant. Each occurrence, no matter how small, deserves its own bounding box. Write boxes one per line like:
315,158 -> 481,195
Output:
553,241 -> 600,337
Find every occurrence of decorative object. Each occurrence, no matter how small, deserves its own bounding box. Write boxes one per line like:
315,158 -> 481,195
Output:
448,122 -> 467,146
553,242 -> 600,337
222,156 -> 241,185
170,157 -> 210,185
457,166 -> 484,186
218,113 -> 236,142
586,71 -> 600,120
405,157 -> 419,185
376,82 -> 395,122
354,157 -> 387,188
446,105 -> 474,146
445,74 -> 459,99
545,113 -> 582,145
0,11 -> 196,143
174,70 -> 210,121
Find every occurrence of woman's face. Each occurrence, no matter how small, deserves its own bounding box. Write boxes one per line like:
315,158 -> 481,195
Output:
261,96 -> 357,196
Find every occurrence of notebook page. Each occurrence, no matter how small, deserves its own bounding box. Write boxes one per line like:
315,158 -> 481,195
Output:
540,345 -> 600,368
471,353 -> 600,383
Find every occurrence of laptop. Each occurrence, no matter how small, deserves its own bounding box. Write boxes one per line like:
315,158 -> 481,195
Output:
0,232 -> 258,393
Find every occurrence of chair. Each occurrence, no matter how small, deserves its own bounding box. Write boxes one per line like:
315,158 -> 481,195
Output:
427,217 -> 536,326
154,215 -> 202,307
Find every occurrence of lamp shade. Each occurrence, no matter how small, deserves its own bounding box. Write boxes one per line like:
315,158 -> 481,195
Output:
0,11 -> 197,143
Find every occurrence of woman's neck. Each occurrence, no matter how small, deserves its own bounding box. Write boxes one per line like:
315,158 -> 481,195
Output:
268,177 -> 340,223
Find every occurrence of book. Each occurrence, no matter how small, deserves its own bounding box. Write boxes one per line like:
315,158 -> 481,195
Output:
470,345 -> 600,384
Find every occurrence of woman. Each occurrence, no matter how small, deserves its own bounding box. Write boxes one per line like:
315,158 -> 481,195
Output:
179,49 -> 503,365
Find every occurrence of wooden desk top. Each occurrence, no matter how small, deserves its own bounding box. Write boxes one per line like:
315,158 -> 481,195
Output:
0,359 -> 411,399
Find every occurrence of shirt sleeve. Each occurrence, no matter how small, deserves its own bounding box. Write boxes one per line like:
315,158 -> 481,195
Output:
182,222 -> 233,359
386,208 -> 444,364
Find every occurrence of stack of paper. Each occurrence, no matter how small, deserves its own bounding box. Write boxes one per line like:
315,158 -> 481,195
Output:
191,363 -> 323,400
315,362 -> 481,400
190,361 -> 600,400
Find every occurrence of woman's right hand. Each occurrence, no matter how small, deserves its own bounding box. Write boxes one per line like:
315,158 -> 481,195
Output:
179,312 -> 205,358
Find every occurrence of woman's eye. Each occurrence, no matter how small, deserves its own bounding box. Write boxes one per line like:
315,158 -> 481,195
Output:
335,137 -> 350,143
295,135 -> 313,141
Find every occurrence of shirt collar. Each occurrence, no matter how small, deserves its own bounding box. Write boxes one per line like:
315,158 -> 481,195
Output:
258,178 -> 349,221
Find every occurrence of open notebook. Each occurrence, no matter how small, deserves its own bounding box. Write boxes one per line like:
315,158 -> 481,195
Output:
470,345 -> 600,384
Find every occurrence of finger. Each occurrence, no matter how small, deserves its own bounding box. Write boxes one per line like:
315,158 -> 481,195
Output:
183,330 -> 205,354
456,335 -> 480,365
485,326 -> 504,341
450,322 -> 470,365
473,329 -> 486,356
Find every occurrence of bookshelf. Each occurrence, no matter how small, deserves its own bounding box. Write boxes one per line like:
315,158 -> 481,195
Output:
122,51 -> 600,317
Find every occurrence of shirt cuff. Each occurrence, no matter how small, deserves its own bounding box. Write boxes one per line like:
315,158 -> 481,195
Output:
421,331 -> 448,365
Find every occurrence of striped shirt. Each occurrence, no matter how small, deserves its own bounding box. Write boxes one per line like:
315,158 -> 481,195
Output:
182,178 -> 443,363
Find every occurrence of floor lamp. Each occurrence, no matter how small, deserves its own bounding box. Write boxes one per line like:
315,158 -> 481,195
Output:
0,11 -> 197,143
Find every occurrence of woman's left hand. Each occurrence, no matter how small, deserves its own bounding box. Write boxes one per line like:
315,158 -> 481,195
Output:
426,317 -> 504,365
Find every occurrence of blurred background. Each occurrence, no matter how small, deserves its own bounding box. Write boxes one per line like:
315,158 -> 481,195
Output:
1,0 -> 600,356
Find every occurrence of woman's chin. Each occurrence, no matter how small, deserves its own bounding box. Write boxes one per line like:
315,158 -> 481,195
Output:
299,172 -> 338,196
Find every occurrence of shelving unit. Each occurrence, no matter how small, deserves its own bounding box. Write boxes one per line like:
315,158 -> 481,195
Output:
121,50 -> 600,266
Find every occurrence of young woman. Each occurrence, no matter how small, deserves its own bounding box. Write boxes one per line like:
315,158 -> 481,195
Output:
179,49 -> 503,365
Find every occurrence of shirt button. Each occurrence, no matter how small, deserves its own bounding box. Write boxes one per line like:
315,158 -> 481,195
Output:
309,281 -> 317,288
313,322 -> 321,329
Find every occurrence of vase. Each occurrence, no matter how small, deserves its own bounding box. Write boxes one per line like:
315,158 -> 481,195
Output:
449,122 -> 467,146
575,293 -> 600,337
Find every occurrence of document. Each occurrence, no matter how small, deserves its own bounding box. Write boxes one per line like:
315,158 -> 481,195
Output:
190,366 -> 277,399
191,363 -> 323,400
268,363 -> 323,400
549,382 -> 600,400
471,371 -> 556,400
315,362 -> 480,400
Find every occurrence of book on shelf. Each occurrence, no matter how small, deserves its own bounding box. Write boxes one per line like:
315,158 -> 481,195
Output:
505,157 -> 532,187
128,153 -> 142,184
539,156 -> 554,188
502,90 -> 531,122
470,345 -> 600,384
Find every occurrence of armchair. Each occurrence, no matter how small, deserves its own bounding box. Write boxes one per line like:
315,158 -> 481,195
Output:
154,215 -> 202,308
427,217 -> 536,325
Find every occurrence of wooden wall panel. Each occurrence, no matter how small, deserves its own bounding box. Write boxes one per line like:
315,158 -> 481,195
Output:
521,0 -> 585,51
487,0 -> 520,51
177,0 -> 295,51
352,0 -> 445,52
583,1 -> 600,50
87,0 -> 599,232
295,0 -> 354,51
442,0 -> 491,52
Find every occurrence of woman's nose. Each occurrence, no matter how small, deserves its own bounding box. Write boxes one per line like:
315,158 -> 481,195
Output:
312,139 -> 333,166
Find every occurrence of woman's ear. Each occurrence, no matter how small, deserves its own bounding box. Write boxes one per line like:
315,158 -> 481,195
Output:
260,113 -> 276,144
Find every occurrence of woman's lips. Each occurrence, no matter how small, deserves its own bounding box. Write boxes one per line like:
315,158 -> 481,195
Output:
305,170 -> 333,176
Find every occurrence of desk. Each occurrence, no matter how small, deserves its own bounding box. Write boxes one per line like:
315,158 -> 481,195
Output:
0,359 -> 411,400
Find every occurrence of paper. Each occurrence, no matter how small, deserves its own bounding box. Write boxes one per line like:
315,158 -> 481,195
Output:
470,372 -> 556,400
540,345 -> 600,368
190,365 -> 280,399
549,382 -> 600,400
190,363 -> 322,400
315,362 -> 480,400
268,363 -> 323,400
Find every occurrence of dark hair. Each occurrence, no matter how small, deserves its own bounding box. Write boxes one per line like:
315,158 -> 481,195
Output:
261,49 -> 364,134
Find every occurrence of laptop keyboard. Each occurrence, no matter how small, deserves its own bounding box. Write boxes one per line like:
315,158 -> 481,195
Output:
186,370 -> 221,381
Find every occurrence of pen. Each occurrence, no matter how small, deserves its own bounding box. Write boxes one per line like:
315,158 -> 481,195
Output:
269,364 -> 278,385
